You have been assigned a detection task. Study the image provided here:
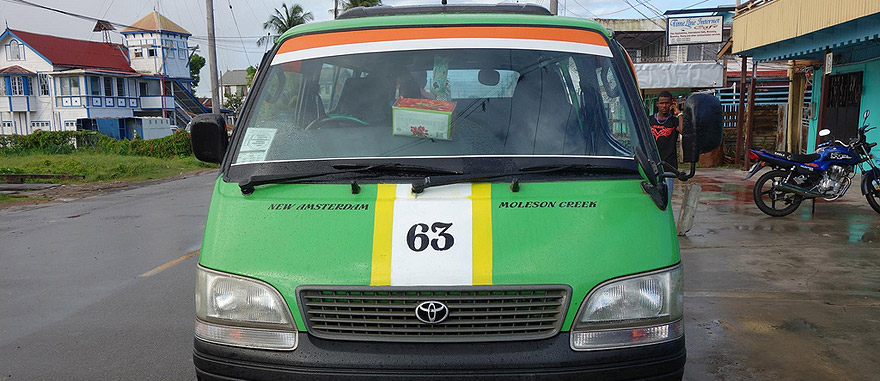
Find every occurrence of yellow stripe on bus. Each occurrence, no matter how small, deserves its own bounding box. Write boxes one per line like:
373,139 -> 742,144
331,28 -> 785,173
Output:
471,183 -> 493,285
370,184 -> 396,286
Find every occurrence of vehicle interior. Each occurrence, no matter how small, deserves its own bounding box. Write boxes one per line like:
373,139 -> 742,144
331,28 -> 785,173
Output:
242,48 -> 636,162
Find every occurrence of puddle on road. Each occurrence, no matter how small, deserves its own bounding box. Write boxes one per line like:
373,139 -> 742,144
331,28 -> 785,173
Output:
774,318 -> 821,335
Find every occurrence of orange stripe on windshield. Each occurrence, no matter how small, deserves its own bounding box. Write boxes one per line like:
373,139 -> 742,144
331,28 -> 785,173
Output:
277,26 -> 608,55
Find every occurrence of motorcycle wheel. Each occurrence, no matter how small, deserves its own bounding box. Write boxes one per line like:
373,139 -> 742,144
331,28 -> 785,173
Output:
867,189 -> 880,214
753,170 -> 804,217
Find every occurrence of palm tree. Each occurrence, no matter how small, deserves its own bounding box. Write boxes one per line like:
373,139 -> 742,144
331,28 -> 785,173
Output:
257,3 -> 314,47
341,0 -> 383,12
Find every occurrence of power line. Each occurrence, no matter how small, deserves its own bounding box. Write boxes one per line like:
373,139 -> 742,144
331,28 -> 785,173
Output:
636,0 -> 664,17
684,0 -> 712,9
567,0 -> 598,18
621,0 -> 665,29
226,0 -> 252,66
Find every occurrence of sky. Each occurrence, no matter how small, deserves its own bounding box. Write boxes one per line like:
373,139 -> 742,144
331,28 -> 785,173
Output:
0,0 -> 733,97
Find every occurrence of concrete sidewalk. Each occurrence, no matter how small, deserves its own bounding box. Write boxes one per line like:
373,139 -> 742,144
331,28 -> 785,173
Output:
674,168 -> 880,380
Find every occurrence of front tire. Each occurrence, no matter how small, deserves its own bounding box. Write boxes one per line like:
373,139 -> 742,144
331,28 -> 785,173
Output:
753,170 -> 804,217
867,189 -> 880,214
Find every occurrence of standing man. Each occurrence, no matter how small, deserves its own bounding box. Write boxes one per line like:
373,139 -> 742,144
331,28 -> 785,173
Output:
650,91 -> 683,197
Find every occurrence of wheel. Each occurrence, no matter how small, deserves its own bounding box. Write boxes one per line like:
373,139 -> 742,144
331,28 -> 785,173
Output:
867,190 -> 880,214
305,115 -> 369,130
753,170 -> 804,217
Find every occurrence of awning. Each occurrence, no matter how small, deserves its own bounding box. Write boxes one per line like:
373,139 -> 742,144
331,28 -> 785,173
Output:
634,62 -> 725,89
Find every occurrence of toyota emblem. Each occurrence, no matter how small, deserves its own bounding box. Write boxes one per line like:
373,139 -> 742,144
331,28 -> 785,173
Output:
415,301 -> 449,324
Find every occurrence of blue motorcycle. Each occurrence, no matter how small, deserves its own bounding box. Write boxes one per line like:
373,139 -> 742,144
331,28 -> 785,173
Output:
745,110 -> 880,216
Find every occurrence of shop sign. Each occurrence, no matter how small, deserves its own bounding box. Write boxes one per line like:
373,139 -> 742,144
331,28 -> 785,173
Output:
667,16 -> 723,45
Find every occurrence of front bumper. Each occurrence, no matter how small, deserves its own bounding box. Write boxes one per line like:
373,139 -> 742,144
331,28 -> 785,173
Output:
194,333 -> 685,380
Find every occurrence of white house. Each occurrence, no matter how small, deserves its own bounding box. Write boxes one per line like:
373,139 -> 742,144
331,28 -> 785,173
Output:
0,11 -> 207,138
220,69 -> 249,106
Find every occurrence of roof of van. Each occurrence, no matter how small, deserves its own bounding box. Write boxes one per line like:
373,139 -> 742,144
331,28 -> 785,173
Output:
277,5 -> 611,42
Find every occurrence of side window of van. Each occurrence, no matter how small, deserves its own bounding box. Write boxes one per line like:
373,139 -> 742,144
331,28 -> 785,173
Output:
318,64 -> 354,113
595,61 -> 634,151
251,64 -> 304,126
427,69 -> 519,99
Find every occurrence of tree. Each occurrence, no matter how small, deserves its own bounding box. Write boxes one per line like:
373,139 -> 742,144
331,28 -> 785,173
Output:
223,92 -> 244,113
341,0 -> 382,11
246,66 -> 257,87
189,53 -> 206,90
257,3 -> 313,47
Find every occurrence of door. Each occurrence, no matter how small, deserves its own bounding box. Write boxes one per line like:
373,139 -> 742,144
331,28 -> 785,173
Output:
822,71 -> 862,142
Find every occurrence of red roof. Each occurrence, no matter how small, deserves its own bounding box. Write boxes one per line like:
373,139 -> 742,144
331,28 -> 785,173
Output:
0,65 -> 34,75
8,29 -> 135,73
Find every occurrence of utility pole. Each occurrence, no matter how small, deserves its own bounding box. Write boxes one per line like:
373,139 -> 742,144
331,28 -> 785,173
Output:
206,0 -> 221,115
550,0 -> 558,15
334,0 -> 338,19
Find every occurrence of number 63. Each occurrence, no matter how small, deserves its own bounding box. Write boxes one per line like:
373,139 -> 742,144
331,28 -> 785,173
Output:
406,222 -> 454,252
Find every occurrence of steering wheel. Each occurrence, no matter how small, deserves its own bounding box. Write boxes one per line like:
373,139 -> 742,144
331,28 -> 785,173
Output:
305,114 -> 370,130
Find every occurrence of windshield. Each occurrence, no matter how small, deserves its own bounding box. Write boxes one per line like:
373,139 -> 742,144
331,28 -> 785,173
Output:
234,33 -> 640,165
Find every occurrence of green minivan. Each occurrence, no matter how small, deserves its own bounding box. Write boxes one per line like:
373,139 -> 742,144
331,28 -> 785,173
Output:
189,4 -> 721,380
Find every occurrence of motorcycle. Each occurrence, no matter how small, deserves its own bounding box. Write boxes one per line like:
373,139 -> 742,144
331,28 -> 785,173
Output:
745,110 -> 880,217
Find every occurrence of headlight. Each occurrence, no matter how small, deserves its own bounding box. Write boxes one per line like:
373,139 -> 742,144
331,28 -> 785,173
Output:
195,266 -> 297,350
570,265 -> 683,351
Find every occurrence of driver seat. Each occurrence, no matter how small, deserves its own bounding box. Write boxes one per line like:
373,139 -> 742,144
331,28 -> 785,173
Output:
333,76 -> 392,125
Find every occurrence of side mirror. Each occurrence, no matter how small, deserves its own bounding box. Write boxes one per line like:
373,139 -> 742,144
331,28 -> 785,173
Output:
818,129 -> 832,137
190,113 -> 229,164
681,93 -> 723,163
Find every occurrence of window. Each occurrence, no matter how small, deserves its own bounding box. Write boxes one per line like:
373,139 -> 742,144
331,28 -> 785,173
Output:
89,76 -> 102,96
30,121 -> 51,130
10,77 -> 23,95
6,39 -> 23,60
147,48 -> 156,57
116,78 -> 126,97
178,41 -> 187,59
70,77 -> 81,95
59,77 -> 70,96
129,79 -> 138,97
687,43 -> 722,62
38,73 -> 50,96
64,120 -> 77,130
104,77 -> 114,97
133,48 -> 143,58
239,48 -> 639,164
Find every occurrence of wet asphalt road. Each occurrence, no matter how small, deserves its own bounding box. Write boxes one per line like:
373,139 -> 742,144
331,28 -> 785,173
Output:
0,168 -> 878,380
0,172 -> 216,380
679,169 -> 880,381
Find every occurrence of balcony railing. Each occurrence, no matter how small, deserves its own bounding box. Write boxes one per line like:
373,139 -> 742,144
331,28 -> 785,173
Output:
0,95 -> 35,112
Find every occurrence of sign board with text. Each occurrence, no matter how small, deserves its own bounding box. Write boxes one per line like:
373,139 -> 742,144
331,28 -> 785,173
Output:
667,16 -> 723,46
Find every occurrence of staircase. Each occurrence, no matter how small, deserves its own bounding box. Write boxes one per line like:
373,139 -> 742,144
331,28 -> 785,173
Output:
170,80 -> 208,115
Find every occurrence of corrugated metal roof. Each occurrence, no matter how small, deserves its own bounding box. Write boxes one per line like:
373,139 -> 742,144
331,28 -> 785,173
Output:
8,29 -> 136,73
122,11 -> 190,35
733,0 -> 880,54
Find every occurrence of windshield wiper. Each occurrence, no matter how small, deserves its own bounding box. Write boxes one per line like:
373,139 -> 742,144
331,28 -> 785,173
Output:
239,163 -> 460,195
411,164 -> 637,193
331,163 -> 460,175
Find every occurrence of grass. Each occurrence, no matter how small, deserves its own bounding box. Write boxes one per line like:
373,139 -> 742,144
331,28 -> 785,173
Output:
1,150 -> 217,184
0,194 -> 42,204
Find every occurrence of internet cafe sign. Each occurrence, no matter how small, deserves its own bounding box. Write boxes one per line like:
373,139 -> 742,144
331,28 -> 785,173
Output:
667,16 -> 723,45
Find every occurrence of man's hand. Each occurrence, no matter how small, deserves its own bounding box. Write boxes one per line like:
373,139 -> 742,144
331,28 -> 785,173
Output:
671,101 -> 681,116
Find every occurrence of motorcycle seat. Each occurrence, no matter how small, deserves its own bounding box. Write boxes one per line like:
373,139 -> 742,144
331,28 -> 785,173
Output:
766,150 -> 820,163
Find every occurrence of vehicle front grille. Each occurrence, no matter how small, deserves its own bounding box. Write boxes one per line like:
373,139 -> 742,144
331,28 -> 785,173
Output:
297,285 -> 570,342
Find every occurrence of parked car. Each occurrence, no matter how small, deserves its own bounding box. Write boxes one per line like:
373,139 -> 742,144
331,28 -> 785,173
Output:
189,4 -> 721,380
